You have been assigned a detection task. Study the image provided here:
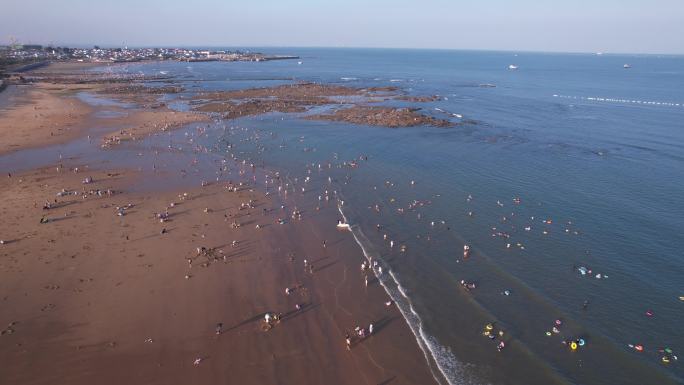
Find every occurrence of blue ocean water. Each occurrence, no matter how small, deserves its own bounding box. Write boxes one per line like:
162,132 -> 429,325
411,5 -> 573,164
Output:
3,48 -> 683,385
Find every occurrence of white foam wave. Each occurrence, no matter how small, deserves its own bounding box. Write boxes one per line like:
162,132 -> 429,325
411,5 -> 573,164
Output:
337,204 -> 483,385
434,107 -> 463,119
553,94 -> 683,107
340,77 -> 358,81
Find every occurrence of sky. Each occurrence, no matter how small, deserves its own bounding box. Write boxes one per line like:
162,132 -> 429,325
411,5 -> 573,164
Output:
2,0 -> 683,54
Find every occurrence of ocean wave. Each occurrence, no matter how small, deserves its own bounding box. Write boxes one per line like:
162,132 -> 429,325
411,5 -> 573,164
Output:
338,204 -> 484,385
553,94 -> 683,107
434,108 -> 463,119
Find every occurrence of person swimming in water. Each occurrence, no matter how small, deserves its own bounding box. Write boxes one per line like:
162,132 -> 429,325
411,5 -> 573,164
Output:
460,280 -> 476,291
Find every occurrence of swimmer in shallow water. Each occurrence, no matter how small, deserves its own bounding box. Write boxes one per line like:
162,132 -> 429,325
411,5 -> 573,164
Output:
460,280 -> 476,291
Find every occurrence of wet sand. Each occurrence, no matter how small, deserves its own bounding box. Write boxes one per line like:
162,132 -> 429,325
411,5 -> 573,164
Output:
0,81 -> 206,156
0,63 -> 439,385
0,83 -> 94,155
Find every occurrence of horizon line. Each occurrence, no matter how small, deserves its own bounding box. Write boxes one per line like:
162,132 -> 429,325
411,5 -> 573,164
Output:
8,42 -> 684,57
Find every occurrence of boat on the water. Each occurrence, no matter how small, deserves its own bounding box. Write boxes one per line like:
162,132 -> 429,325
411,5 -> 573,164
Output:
623,64 -> 632,69
508,64 -> 518,70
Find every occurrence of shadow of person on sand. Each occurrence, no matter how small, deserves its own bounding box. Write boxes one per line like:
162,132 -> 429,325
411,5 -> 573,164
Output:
225,312 -> 268,332
46,215 -> 76,223
371,315 -> 397,335
49,200 -> 80,210
315,260 -> 338,273
322,238 -> 345,248
133,227 -> 178,241
282,303 -> 320,322
311,256 -> 330,264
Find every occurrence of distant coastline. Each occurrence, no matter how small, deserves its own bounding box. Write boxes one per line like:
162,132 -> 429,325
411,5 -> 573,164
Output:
0,45 -> 299,79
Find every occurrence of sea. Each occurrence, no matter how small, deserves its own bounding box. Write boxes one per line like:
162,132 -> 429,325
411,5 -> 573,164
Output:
2,48 -> 683,385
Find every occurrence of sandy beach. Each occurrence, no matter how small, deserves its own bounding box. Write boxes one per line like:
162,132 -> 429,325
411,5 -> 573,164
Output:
0,63 -> 439,385
0,67 -> 207,156
0,83 -> 94,154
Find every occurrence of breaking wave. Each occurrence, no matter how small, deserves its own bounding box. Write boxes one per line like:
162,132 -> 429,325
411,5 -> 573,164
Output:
338,204 -> 485,385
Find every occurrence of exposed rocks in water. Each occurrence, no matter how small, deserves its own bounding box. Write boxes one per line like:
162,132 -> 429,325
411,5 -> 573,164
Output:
22,72 -> 171,85
306,106 -> 453,128
191,82 -> 454,127
397,95 -> 441,102
195,99 -> 311,119
102,84 -> 184,95
195,82 -> 399,102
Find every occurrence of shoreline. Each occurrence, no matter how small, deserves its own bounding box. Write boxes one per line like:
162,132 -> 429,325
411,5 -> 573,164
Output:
0,62 -> 209,156
0,61 -> 441,384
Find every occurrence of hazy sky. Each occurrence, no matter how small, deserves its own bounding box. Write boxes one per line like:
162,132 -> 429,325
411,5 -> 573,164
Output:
2,0 -> 683,54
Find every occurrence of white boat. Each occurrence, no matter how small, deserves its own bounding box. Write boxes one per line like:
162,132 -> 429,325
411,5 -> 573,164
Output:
508,64 -> 518,70
623,64 -> 632,69
297,61 -> 303,65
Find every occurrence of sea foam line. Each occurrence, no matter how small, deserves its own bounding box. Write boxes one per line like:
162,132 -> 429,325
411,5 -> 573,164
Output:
553,94 -> 683,107
338,204 -> 482,385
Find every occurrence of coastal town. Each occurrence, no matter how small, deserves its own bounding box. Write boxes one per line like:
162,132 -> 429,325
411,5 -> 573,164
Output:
0,44 -> 298,74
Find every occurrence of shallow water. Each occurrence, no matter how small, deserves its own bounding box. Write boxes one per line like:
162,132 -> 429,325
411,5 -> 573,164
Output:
1,49 -> 682,385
